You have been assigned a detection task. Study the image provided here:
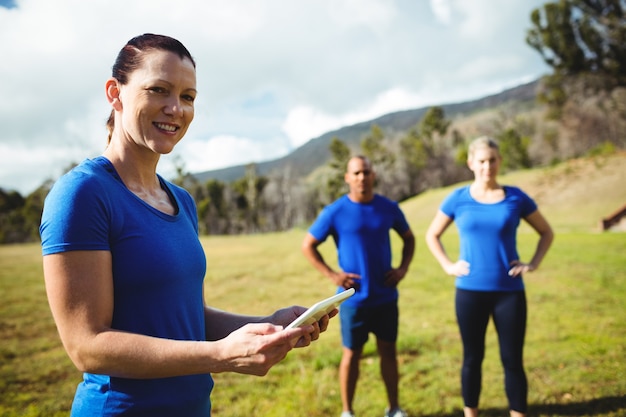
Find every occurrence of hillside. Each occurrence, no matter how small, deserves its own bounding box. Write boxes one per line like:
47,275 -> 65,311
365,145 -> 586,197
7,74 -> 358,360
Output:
401,151 -> 626,235
193,80 -> 539,183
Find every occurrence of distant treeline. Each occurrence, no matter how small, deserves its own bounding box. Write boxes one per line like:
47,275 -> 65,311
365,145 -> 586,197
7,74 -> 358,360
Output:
1,0 -> 624,243
3,94 -> 621,243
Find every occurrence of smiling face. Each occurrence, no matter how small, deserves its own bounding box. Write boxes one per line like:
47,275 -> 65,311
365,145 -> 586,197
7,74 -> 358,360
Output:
107,49 -> 197,155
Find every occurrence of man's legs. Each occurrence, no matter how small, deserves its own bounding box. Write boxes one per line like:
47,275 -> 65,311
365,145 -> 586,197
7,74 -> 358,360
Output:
372,301 -> 402,413
340,346 -> 362,414
377,338 -> 400,410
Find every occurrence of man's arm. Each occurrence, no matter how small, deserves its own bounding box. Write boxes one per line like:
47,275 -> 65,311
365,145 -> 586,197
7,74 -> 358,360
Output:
398,229 -> 415,273
384,229 -> 415,286
301,232 -> 360,289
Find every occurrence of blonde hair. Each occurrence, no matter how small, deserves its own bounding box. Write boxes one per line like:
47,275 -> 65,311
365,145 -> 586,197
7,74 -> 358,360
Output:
468,136 -> 500,160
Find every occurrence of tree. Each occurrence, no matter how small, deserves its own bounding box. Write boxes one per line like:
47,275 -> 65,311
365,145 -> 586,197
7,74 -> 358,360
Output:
231,164 -> 268,233
419,106 -> 451,154
419,106 -> 454,189
398,126 -> 427,197
526,1 -> 626,153
527,1 -> 588,75
0,183 -> 51,244
0,188 -> 26,243
326,137 -> 351,202
196,179 -> 229,235
527,0 -> 626,81
262,165 -> 300,231
527,0 -> 626,114
361,125 -> 395,168
496,128 -> 532,171
360,124 -> 396,197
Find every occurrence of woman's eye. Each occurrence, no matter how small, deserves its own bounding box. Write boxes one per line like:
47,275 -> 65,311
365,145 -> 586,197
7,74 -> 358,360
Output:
183,94 -> 196,103
149,87 -> 166,94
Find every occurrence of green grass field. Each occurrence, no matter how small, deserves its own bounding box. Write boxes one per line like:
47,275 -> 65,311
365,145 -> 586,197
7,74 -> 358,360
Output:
1,153 -> 625,417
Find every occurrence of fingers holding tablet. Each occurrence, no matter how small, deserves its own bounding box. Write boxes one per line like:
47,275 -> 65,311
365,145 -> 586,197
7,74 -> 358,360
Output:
285,288 -> 355,330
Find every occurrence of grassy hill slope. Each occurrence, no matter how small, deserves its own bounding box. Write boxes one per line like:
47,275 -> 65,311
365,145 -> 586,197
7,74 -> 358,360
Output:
401,151 -> 626,235
0,151 -> 624,417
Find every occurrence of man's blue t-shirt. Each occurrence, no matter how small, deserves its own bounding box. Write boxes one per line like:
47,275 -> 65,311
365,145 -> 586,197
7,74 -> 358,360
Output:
440,185 -> 538,292
308,194 -> 410,308
40,157 -> 213,416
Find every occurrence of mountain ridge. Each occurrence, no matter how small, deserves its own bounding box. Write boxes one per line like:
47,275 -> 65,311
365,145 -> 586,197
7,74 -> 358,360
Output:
193,79 -> 539,184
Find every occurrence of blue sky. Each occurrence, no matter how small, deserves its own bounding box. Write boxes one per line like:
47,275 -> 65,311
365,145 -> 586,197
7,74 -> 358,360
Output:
0,0 -> 550,194
0,0 -> 16,9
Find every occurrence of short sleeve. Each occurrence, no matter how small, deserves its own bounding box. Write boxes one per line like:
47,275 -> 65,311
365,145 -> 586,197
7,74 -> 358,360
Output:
440,187 -> 464,219
391,202 -> 410,234
40,170 -> 111,255
515,187 -> 538,217
308,205 -> 335,242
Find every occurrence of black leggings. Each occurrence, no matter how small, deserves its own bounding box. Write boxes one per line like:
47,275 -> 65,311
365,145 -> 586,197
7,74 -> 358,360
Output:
455,289 -> 528,413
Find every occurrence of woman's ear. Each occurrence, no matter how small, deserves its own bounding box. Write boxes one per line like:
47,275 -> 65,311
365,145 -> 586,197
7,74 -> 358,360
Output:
105,78 -> 122,110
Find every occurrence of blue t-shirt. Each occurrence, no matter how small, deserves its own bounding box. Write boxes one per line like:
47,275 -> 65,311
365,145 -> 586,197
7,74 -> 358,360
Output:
440,185 -> 538,292
40,157 -> 213,416
308,194 -> 411,308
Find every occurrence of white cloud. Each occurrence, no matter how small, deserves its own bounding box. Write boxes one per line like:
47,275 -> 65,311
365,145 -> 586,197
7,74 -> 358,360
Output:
282,85 -> 469,148
329,0 -> 398,31
0,0 -> 550,194
429,0 -> 453,25
282,107 -> 343,148
168,134 -> 290,175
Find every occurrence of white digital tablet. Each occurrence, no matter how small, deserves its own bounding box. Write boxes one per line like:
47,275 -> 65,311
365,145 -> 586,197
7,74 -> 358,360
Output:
285,288 -> 355,330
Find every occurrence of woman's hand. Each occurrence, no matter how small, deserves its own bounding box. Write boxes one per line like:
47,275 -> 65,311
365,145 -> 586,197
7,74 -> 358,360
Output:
508,260 -> 535,277
444,260 -> 470,277
269,305 -> 335,347
215,322 -> 312,376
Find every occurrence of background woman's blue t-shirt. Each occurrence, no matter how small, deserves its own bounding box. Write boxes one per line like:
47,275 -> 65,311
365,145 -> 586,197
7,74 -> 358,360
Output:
40,157 -> 213,416
440,185 -> 537,292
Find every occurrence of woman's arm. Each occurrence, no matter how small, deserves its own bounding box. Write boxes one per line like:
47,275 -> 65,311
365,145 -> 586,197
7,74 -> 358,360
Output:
44,251 -> 312,379
425,210 -> 469,277
508,209 -> 554,276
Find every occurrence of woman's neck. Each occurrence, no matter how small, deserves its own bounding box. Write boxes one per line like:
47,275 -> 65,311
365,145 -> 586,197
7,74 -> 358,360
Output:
470,180 -> 500,192
103,143 -> 161,192
469,181 -> 504,203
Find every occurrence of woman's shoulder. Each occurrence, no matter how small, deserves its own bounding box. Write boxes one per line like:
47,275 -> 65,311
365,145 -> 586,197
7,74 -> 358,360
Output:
49,158 -> 113,196
503,185 -> 537,213
453,184 -> 471,194
445,185 -> 471,200
503,184 -> 523,193
503,185 -> 531,198
439,185 -> 474,213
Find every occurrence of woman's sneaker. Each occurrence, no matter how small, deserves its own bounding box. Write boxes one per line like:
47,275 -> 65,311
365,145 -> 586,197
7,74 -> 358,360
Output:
340,412 -> 355,417
384,407 -> 408,417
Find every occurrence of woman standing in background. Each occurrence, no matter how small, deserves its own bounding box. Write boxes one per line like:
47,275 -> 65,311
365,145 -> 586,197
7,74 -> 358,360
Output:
425,136 -> 554,417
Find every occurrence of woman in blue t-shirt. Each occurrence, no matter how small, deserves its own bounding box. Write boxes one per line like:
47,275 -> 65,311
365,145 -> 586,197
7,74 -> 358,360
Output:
425,136 -> 554,417
40,34 -> 331,417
